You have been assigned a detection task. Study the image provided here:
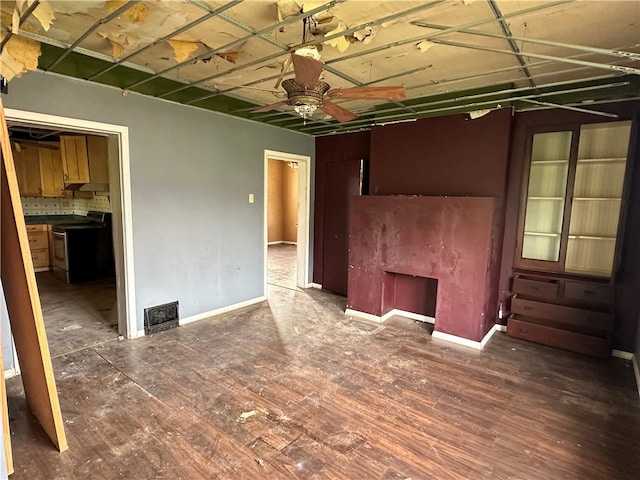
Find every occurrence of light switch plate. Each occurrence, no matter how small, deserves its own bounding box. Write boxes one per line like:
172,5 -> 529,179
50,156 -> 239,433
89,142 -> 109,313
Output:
248,193 -> 254,203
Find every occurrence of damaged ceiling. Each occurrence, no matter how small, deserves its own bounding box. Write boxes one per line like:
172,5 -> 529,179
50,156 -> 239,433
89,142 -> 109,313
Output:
1,0 -> 639,135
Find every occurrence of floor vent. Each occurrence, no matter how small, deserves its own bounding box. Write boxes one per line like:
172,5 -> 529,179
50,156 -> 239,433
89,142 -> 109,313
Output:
144,301 -> 179,335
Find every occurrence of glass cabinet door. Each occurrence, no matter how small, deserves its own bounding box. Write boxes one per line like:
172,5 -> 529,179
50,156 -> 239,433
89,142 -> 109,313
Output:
518,121 -> 631,278
565,121 -> 631,276
521,131 -> 572,262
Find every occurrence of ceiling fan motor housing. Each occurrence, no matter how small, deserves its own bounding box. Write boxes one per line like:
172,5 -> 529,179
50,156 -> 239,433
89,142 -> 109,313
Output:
282,79 -> 331,107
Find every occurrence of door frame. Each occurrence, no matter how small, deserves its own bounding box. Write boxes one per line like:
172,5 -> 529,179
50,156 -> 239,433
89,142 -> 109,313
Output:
4,108 -> 137,339
263,149 -> 311,293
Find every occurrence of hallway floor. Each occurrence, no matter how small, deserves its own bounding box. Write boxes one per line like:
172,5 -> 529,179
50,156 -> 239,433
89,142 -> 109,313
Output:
5,261 -> 640,479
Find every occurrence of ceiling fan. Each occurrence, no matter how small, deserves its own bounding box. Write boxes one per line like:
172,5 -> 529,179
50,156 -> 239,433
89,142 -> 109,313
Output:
252,53 -> 406,123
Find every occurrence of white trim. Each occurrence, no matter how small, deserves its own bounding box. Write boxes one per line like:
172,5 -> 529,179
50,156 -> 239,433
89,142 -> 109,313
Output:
345,308 -> 385,323
432,324 -> 499,350
267,241 -> 297,246
4,108 -> 136,339
179,296 -> 267,326
263,150 -> 311,295
311,283 -> 322,290
4,368 -> 18,379
387,309 -> 435,324
611,349 -> 634,360
632,355 -> 640,400
495,324 -> 508,332
345,308 -> 435,324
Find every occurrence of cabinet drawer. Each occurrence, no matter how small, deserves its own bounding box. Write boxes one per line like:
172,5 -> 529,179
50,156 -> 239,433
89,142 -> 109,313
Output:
31,249 -> 49,268
26,224 -> 48,233
513,276 -> 559,299
512,296 -> 614,332
27,232 -> 48,250
507,315 -> 610,358
564,281 -> 614,305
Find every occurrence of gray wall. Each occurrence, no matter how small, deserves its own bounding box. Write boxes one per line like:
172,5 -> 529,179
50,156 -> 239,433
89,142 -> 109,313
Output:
2,70 -> 314,334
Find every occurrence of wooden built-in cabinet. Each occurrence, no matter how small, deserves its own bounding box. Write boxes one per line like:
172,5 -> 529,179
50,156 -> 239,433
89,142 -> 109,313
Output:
508,120 -> 633,357
13,144 -> 42,196
59,135 -> 90,185
26,224 -> 50,271
38,148 -> 65,197
14,135 -> 109,198
86,135 -> 110,184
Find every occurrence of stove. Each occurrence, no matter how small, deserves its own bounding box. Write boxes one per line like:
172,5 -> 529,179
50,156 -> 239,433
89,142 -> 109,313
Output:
52,211 -> 114,283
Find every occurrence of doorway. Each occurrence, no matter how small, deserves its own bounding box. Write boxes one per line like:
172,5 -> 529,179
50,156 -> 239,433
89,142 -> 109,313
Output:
263,150 -> 310,293
4,107 -> 136,343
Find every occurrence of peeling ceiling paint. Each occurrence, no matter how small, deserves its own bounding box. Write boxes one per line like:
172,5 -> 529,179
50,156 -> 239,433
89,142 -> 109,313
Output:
0,0 -> 638,135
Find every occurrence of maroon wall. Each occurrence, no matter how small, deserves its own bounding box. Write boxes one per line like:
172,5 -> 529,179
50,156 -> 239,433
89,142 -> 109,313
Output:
314,100 -> 640,351
348,196 -> 500,342
369,109 -> 513,196
314,131 -> 370,287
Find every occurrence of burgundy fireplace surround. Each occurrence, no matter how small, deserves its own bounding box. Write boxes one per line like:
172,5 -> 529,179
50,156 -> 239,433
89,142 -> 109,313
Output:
347,196 -> 501,343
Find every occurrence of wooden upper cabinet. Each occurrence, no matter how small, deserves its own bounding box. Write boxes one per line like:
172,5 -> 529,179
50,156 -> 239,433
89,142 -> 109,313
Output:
86,135 -> 109,184
59,135 -> 90,184
13,144 -> 42,196
516,120 -> 632,278
38,148 -> 65,197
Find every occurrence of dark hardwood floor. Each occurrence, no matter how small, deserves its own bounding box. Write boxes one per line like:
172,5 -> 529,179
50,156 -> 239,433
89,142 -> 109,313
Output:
5,256 -> 640,479
35,271 -> 119,358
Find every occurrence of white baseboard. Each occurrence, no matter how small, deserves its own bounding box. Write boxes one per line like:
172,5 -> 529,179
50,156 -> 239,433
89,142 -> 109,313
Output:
179,296 -> 267,326
267,241 -> 297,246
310,283 -> 322,290
632,355 -> 640,400
495,324 -> 507,332
131,329 -> 146,339
345,308 -> 435,324
432,324 -> 499,351
611,349 -> 634,360
387,309 -> 435,324
4,368 -> 18,379
345,308 -> 385,323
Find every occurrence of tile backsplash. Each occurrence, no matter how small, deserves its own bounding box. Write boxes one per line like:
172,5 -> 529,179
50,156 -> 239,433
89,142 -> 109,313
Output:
21,193 -> 112,216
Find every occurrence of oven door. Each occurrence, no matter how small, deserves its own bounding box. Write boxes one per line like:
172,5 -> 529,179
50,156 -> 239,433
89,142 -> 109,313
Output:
52,231 -> 68,271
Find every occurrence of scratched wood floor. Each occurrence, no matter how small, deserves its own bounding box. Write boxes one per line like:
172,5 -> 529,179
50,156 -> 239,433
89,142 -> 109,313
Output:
5,247 -> 640,479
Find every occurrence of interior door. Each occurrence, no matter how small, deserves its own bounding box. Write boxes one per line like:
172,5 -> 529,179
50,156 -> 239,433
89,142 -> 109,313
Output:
322,159 -> 363,295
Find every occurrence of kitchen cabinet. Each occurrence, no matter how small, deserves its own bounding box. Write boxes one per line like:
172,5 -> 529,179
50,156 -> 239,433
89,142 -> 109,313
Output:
508,120 -> 633,357
38,148 -> 65,197
26,224 -> 50,271
60,135 -> 90,184
86,135 -> 110,184
13,144 -> 41,196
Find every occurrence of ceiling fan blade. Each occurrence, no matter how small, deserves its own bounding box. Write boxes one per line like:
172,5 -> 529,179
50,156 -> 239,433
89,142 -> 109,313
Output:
274,55 -> 293,89
328,86 -> 406,101
291,53 -> 324,88
252,100 -> 288,113
322,100 -> 358,123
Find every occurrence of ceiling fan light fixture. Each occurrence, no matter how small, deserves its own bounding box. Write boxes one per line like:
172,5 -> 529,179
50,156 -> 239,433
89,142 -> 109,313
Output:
293,103 -> 318,120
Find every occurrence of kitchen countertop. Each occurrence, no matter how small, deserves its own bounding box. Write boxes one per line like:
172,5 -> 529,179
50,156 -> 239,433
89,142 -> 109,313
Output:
24,215 -> 90,225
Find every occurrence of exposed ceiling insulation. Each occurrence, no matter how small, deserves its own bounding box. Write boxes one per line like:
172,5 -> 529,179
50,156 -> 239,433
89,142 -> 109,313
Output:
0,0 -> 639,135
